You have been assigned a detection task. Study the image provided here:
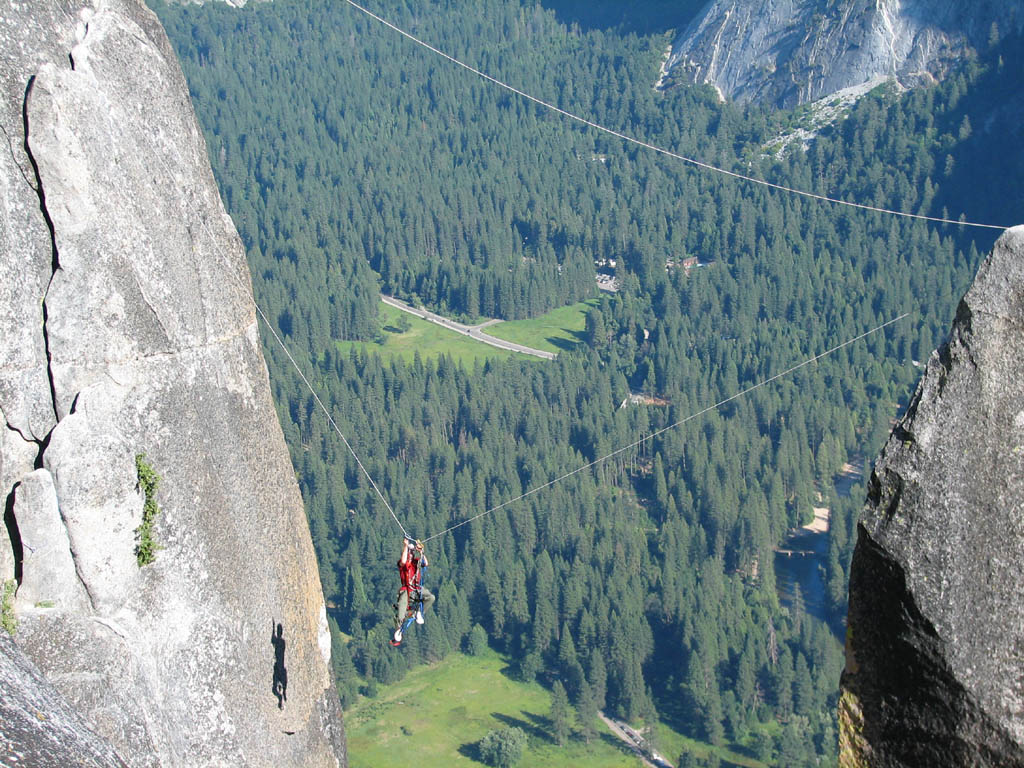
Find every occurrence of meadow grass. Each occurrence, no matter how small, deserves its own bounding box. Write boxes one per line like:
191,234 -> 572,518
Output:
345,647 -> 769,768
345,649 -> 643,768
336,299 -> 598,364
653,722 -> 769,768
336,303 -> 514,366
483,298 -> 598,354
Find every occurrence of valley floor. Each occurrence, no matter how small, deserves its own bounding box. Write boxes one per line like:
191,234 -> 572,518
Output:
382,295 -> 556,359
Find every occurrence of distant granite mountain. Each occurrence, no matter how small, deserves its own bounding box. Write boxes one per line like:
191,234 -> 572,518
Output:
0,0 -> 345,765
662,0 -> 1024,108
840,226 -> 1024,767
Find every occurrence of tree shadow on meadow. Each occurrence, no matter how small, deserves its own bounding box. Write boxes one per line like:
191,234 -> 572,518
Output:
596,729 -> 647,761
457,740 -> 483,763
491,711 -> 552,744
520,710 -> 555,736
546,333 -> 585,352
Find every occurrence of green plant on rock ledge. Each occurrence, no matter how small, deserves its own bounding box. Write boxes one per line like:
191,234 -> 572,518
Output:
135,453 -> 164,567
2,579 -> 17,635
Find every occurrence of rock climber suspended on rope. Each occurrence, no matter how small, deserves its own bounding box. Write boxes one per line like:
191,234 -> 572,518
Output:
392,538 -> 435,645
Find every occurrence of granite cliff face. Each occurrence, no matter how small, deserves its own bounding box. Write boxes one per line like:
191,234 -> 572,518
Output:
663,0 -> 1024,108
1,632 -> 128,767
840,225 -> 1024,767
0,1 -> 345,765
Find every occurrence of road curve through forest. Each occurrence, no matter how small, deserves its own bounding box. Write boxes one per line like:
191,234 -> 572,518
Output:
598,711 -> 674,768
381,295 -> 556,360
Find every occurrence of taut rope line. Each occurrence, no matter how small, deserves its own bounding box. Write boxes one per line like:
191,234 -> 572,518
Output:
421,313 -> 910,543
140,93 -> 412,539
252,302 -> 411,539
188,2 -> 960,540
342,0 -> 1007,232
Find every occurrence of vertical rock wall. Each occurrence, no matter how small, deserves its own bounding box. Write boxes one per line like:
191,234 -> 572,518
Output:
0,1 -> 346,765
840,226 -> 1024,767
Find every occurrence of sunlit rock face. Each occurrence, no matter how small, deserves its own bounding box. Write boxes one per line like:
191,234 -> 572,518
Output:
0,0 -> 345,764
840,225 -> 1024,768
663,0 -> 1024,108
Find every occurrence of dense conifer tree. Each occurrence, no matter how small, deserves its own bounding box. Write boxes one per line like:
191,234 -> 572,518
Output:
153,0 -> 1024,760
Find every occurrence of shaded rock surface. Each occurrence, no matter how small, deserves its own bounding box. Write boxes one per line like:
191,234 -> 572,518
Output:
840,225 -> 1024,767
0,632 -> 128,767
663,0 -> 1024,108
0,0 -> 345,765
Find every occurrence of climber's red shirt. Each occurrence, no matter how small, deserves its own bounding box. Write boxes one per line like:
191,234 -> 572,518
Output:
397,557 -> 420,592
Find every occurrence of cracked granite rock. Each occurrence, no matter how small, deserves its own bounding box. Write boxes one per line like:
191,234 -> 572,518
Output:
0,1 -> 345,765
840,225 -> 1024,768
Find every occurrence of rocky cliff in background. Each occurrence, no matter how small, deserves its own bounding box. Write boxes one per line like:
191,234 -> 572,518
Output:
839,225 -> 1024,767
662,0 -> 1024,108
0,0 -> 345,765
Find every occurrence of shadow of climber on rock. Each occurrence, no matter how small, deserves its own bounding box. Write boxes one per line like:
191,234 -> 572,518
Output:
271,620 -> 288,708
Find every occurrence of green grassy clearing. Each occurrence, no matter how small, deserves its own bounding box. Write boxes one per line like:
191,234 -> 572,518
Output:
345,649 -> 643,768
337,303 -> 514,366
336,299 -> 597,364
483,298 -> 598,354
653,722 -> 769,768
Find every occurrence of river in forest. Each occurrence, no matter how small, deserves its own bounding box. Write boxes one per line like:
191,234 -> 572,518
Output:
774,460 -> 863,632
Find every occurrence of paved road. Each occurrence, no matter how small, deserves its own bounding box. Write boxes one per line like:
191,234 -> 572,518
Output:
381,295 -> 556,360
598,712 -> 673,768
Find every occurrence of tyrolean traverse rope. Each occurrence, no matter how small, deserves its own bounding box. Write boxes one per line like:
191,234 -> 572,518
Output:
244,1 -> 992,541
419,313 -> 908,542
342,0 -> 1007,232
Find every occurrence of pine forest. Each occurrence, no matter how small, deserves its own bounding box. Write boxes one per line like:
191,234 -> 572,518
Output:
151,1 -> 1024,764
